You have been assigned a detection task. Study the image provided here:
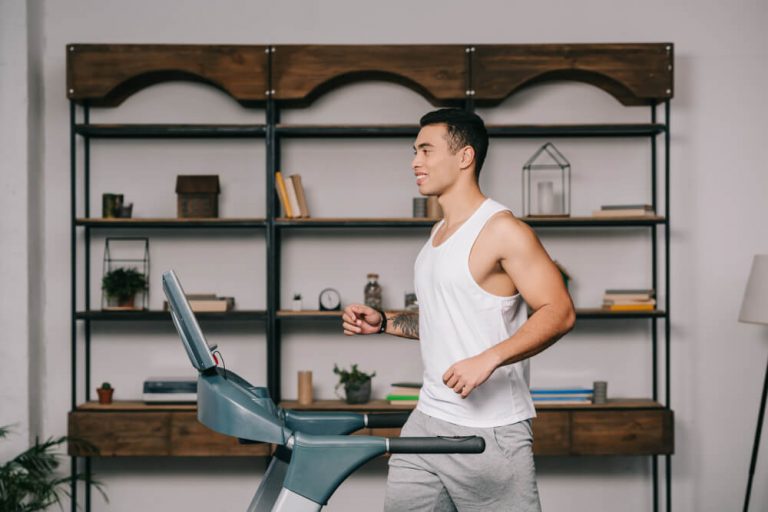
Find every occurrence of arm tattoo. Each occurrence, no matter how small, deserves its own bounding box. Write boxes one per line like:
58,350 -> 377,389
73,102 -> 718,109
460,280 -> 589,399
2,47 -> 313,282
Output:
391,312 -> 419,340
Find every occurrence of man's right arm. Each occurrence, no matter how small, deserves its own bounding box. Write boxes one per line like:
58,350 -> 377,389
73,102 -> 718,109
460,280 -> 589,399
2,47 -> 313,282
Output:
387,310 -> 419,339
342,304 -> 419,340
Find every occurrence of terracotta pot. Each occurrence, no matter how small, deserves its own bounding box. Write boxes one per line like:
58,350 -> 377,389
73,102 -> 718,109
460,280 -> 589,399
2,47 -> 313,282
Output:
97,388 -> 114,404
117,295 -> 136,308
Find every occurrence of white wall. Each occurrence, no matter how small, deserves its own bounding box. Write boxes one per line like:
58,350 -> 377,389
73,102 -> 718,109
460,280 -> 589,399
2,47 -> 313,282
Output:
2,0 -> 766,510
0,0 -> 44,459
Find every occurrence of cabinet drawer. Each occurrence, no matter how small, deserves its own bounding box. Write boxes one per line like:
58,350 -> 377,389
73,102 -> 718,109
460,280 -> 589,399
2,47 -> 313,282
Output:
68,411 -> 270,457
532,412 -> 570,455
571,409 -> 674,455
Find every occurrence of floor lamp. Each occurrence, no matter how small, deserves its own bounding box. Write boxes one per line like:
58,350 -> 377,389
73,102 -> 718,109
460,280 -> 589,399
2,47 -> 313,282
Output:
739,254 -> 768,512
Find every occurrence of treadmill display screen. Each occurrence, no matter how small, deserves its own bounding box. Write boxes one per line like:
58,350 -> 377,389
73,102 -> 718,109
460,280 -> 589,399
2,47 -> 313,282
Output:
162,270 -> 218,372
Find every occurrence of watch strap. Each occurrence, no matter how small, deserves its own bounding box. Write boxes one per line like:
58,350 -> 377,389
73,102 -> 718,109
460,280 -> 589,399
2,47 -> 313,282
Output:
374,309 -> 387,334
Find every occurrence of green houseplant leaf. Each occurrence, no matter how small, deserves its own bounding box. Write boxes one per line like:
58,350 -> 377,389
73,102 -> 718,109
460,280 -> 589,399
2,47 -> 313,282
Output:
0,425 -> 108,511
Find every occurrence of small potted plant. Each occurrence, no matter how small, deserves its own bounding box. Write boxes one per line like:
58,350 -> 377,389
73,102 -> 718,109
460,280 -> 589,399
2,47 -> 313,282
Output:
334,363 -> 376,404
292,293 -> 303,311
102,267 -> 147,309
96,382 -> 114,404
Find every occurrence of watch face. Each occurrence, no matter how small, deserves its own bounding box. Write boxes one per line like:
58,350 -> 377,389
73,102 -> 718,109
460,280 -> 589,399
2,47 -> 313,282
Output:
319,288 -> 341,310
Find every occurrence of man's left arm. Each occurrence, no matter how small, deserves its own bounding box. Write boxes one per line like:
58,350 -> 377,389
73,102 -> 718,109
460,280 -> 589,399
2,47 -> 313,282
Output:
443,217 -> 576,398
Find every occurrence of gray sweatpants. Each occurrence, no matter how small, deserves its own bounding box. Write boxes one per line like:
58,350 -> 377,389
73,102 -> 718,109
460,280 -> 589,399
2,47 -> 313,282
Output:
384,409 -> 541,512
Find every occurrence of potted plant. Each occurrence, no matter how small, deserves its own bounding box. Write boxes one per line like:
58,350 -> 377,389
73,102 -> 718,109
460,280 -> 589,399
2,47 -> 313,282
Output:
333,364 -> 376,404
292,293 -> 303,311
101,267 -> 147,309
0,425 -> 107,510
96,382 -> 114,404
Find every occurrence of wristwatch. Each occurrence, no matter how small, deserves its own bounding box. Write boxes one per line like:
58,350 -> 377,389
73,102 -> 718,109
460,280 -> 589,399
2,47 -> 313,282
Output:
375,309 -> 387,334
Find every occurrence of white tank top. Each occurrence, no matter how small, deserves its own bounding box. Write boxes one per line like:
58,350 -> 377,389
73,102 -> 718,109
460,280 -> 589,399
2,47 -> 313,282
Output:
414,198 -> 536,428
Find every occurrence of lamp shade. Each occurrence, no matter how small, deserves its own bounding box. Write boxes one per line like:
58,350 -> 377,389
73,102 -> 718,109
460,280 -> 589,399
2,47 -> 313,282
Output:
739,254 -> 768,325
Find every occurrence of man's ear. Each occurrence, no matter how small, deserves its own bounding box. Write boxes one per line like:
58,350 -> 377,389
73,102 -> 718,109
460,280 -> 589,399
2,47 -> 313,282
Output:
459,146 -> 475,170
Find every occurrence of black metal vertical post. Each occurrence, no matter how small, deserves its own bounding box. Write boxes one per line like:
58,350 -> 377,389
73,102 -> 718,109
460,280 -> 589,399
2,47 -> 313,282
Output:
82,105 -> 92,512
664,98 -> 672,512
83,106 -> 91,402
650,104 -> 659,512
651,104 -> 659,402
265,46 -> 282,402
69,100 -> 78,512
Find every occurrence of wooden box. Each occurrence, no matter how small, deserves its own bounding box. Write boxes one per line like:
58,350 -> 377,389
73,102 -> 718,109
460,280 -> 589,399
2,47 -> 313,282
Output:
176,175 -> 220,218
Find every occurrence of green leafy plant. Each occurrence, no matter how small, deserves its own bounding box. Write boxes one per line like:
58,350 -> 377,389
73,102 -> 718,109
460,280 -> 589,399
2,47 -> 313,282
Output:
101,267 -> 147,302
0,425 -> 107,511
99,382 -> 111,390
333,364 -> 376,392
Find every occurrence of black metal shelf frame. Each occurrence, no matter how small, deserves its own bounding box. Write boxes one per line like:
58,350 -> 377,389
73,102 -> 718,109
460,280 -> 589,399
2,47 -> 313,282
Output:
69,51 -> 672,512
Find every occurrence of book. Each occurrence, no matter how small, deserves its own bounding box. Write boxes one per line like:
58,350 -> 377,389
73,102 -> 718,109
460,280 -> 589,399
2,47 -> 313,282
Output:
388,399 -> 418,405
189,298 -> 234,312
602,298 -> 657,306
284,175 -> 302,218
389,389 -> 420,397
605,289 -> 655,295
603,294 -> 655,302
184,293 -> 217,300
600,204 -> 653,211
531,387 -> 592,395
290,174 -> 310,218
275,171 -> 294,218
604,290 -> 655,302
592,208 -> 656,217
532,396 -> 592,404
391,382 -> 422,388
386,394 -> 420,401
603,303 -> 655,311
163,297 -> 235,312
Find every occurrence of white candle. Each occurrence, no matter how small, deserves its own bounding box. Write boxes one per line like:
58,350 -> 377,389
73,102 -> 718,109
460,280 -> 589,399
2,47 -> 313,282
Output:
537,181 -> 555,215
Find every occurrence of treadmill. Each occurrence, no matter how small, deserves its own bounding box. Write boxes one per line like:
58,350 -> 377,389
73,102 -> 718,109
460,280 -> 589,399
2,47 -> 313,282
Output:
162,269 -> 484,511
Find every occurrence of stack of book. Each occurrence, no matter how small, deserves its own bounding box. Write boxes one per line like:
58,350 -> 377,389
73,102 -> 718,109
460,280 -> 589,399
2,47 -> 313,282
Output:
602,289 -> 656,311
163,294 -> 235,313
530,387 -> 593,404
385,382 -> 421,405
275,172 -> 310,218
591,204 -> 655,218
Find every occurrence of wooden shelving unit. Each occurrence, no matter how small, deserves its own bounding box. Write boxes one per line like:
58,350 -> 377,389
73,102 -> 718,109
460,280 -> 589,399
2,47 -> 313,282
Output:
67,43 -> 674,510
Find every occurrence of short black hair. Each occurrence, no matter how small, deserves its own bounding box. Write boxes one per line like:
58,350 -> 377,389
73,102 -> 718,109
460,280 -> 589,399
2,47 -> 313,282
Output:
419,108 -> 489,178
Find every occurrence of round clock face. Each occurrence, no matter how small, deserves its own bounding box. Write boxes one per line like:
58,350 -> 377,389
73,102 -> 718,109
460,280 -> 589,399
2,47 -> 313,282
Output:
319,288 -> 341,311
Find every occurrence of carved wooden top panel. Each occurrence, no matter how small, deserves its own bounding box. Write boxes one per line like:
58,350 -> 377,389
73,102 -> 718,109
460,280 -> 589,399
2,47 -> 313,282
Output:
270,45 -> 468,105
67,44 -> 269,106
472,44 -> 674,106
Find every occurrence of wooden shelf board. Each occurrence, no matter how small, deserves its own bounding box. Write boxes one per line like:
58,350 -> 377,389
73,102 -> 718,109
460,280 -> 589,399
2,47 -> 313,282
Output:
279,398 -> 666,412
276,309 -> 664,319
76,310 -> 267,321
77,217 -> 267,228
275,216 -> 665,228
76,401 -> 197,411
273,123 -> 666,138
277,309 -> 411,319
75,124 -> 267,138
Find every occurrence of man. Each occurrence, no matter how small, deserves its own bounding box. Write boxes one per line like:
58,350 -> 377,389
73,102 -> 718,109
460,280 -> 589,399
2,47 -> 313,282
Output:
341,108 -> 575,511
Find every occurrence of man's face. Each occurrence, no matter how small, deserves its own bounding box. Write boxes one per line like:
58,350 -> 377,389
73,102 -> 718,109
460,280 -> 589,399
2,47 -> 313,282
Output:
412,124 -> 463,196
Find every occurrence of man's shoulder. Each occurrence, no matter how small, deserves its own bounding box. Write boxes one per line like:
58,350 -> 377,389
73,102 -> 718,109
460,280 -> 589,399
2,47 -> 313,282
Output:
485,209 -> 534,238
